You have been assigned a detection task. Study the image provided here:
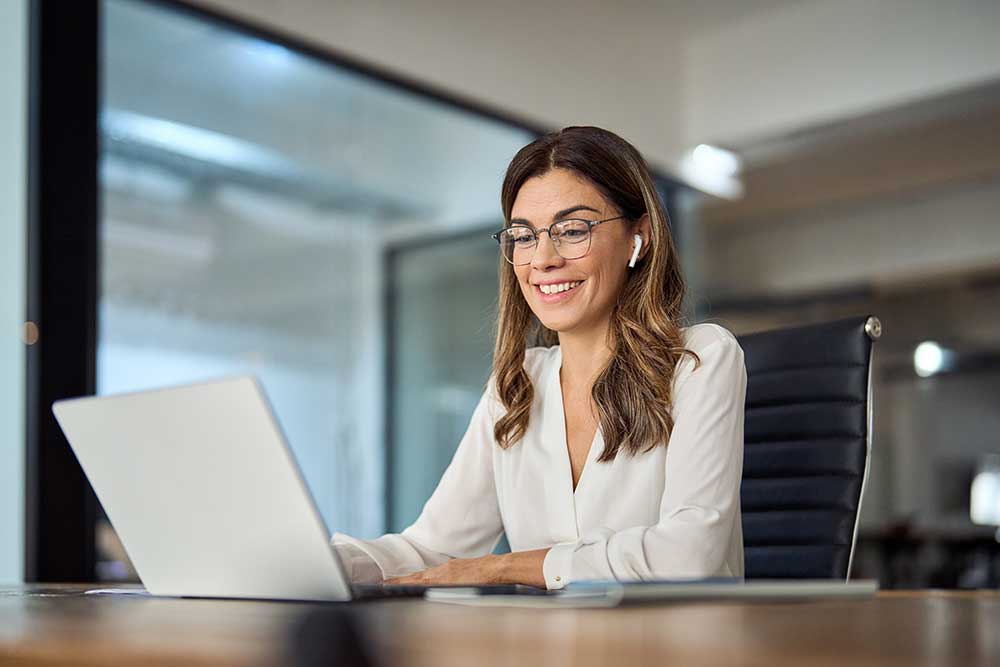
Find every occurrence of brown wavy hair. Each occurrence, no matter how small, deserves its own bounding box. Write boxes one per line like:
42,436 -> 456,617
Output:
492,126 -> 699,461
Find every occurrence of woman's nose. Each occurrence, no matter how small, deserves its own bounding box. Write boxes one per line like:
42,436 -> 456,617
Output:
531,232 -> 564,270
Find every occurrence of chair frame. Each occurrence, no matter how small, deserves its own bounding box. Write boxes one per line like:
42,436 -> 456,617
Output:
846,316 -> 881,580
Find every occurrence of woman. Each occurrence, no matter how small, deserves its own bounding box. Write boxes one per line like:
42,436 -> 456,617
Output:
333,126 -> 746,589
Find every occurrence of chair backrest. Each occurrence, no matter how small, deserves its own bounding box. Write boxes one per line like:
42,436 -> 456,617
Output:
737,315 -> 880,580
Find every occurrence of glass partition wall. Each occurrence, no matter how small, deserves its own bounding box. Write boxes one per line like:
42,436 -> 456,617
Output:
386,234 -> 501,532
98,0 -> 534,579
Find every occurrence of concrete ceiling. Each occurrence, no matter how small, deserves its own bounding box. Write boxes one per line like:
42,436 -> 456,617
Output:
655,0 -> 802,32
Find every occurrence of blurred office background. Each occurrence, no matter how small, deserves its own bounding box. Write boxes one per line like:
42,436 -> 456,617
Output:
2,0 -> 1000,588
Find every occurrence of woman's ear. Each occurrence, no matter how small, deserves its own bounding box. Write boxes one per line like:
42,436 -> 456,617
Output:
636,213 -> 652,261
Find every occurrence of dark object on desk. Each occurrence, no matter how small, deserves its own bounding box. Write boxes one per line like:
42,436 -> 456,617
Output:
737,315 -> 881,580
351,583 -> 431,600
290,606 -> 378,667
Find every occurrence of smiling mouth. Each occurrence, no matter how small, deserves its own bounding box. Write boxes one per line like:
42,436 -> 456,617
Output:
536,280 -> 584,295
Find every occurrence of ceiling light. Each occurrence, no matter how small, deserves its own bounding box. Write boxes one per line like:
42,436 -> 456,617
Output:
678,143 -> 743,199
913,341 -> 944,377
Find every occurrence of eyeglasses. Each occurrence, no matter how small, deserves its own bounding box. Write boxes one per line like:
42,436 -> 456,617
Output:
491,216 -> 627,266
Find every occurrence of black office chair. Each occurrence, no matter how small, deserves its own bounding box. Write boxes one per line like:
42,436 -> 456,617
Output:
737,315 -> 881,580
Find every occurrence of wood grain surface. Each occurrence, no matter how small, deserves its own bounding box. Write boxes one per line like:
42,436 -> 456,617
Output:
1,585 -> 997,666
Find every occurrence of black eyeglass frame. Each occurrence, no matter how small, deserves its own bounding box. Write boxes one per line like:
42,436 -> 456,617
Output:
491,215 -> 628,265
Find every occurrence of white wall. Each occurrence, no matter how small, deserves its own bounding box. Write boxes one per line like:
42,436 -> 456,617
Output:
185,0 -> 688,169
0,0 -> 27,585
703,174 -> 1000,299
683,0 -> 1000,147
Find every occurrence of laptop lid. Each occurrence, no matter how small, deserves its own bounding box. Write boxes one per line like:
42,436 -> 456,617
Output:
52,376 -> 352,601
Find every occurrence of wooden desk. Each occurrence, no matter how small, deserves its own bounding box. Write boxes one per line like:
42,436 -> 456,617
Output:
1,585 -> 997,666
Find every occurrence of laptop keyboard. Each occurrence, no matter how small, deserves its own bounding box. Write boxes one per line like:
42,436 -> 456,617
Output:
350,583 -> 550,601
350,584 -> 430,600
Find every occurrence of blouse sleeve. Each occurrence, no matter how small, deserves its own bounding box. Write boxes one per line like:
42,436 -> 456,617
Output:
542,330 -> 746,588
331,381 -> 504,583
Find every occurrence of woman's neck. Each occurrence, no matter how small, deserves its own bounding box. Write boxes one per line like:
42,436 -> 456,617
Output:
557,322 -> 613,391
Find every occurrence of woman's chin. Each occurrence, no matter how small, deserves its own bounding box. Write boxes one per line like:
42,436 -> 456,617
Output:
534,314 -> 576,335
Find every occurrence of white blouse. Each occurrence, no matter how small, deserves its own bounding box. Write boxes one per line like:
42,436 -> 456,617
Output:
332,323 -> 747,590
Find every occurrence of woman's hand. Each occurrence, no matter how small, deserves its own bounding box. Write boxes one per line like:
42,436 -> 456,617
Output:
385,548 -> 550,588
385,554 -> 502,586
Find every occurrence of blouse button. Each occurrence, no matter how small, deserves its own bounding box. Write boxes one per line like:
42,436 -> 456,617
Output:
555,576 -> 561,582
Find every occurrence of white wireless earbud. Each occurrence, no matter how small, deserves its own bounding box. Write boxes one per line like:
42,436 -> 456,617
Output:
628,235 -> 643,268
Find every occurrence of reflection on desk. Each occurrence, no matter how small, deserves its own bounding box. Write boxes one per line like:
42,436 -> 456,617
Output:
0,585 -> 998,666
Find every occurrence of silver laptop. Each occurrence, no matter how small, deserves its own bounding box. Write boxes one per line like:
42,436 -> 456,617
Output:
54,376 -> 366,602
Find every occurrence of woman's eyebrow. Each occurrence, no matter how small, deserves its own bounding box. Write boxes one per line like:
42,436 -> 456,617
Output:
510,204 -> 602,226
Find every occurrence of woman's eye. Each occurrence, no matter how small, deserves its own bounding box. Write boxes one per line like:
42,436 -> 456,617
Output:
509,232 -> 535,245
559,228 -> 588,240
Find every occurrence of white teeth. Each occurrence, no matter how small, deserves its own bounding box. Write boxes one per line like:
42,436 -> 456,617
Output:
539,281 -> 582,295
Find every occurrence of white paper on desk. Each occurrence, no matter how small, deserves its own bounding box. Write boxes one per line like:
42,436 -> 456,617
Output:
83,588 -> 152,596
423,587 -> 623,608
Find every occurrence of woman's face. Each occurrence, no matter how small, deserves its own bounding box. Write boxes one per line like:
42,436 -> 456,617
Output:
510,168 -> 645,337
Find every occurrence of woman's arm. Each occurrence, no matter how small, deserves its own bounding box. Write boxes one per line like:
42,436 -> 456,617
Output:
385,548 -> 550,587
332,383 -> 505,583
